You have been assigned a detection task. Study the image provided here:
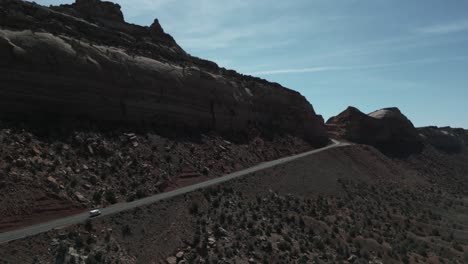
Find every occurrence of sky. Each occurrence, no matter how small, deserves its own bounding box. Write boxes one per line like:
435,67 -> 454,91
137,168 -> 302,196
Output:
35,0 -> 468,128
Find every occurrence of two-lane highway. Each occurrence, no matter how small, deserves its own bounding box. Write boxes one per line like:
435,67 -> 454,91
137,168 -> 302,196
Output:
0,139 -> 350,244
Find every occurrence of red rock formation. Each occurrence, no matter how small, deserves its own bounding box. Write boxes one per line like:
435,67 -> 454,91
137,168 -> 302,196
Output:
327,107 -> 423,156
0,0 -> 328,146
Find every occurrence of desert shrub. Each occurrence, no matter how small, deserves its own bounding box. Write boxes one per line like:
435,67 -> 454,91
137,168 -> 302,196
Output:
416,244 -> 427,257
376,235 -> 383,244
401,254 -> 409,264
226,214 -> 233,225
224,248 -> 234,258
278,240 -> 291,251
121,224 -> 132,236
252,212 -> 258,221
193,229 -> 201,245
248,227 -> 257,236
75,236 -> 84,248
70,177 -> 78,187
85,255 -> 98,264
219,212 -> 226,224
264,241 -> 273,252
135,188 -> 146,199
332,225 -> 339,234
314,239 -> 324,250
212,198 -> 220,208
92,191 -> 102,203
105,232 -> 111,242
189,202 -> 199,215
105,191 -> 117,204
86,235 -> 96,245
452,241 -> 463,252
84,220 -> 93,231
55,242 -> 68,263
126,194 -> 136,202
360,249 -> 370,260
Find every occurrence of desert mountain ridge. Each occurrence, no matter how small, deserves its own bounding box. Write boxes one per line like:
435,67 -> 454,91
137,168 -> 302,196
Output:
327,106 -> 468,156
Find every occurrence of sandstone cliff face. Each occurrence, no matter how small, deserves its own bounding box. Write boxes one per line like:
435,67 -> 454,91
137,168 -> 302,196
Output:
0,0 -> 328,146
326,107 -> 423,157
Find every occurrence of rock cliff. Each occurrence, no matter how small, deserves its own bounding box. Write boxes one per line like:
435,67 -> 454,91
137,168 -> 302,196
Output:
418,126 -> 468,153
0,0 -> 328,146
326,107 -> 423,157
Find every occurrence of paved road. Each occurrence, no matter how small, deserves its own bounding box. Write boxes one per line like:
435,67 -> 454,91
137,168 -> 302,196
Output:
0,139 -> 349,244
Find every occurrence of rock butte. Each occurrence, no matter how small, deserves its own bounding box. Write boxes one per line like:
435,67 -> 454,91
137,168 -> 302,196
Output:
326,106 -> 423,157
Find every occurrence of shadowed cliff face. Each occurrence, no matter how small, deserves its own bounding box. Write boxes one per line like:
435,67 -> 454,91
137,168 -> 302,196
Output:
326,107 -> 423,157
418,126 -> 468,154
0,0 -> 329,147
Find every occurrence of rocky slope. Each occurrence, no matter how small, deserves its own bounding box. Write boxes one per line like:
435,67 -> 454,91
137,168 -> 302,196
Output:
0,0 -> 328,146
2,145 -> 467,263
0,122 -> 314,231
326,107 -> 423,157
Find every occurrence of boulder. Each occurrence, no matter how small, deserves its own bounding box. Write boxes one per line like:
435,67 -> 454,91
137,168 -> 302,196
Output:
46,176 -> 60,191
327,107 -> 423,157
74,192 -> 88,203
347,254 -> 357,262
175,251 -> 184,259
0,0 -> 328,147
166,256 -> 177,264
47,176 -> 58,186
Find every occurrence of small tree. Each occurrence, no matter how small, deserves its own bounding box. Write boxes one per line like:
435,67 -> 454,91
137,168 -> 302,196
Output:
92,191 -> 102,203
189,202 -> 199,215
55,242 -> 68,263
85,220 -> 93,231
105,191 -> 117,204
121,224 -> 132,237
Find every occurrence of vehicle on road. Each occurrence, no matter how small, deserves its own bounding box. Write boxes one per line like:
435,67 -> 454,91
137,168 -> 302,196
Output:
89,209 -> 101,217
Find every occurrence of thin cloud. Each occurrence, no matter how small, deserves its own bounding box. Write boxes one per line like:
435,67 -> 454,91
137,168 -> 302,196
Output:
250,57 -> 468,76
417,20 -> 468,34
177,16 -> 309,51
251,67 -> 338,75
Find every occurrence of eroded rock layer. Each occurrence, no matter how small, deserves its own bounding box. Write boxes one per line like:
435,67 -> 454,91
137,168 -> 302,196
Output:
0,0 -> 328,146
326,107 -> 423,157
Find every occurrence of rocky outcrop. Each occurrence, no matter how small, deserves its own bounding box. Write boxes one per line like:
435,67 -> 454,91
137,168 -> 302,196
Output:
418,126 -> 468,153
59,0 -> 125,22
326,107 -> 423,157
0,0 -> 328,146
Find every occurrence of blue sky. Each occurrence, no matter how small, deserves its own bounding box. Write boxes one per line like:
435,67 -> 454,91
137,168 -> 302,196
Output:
36,0 -> 468,128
